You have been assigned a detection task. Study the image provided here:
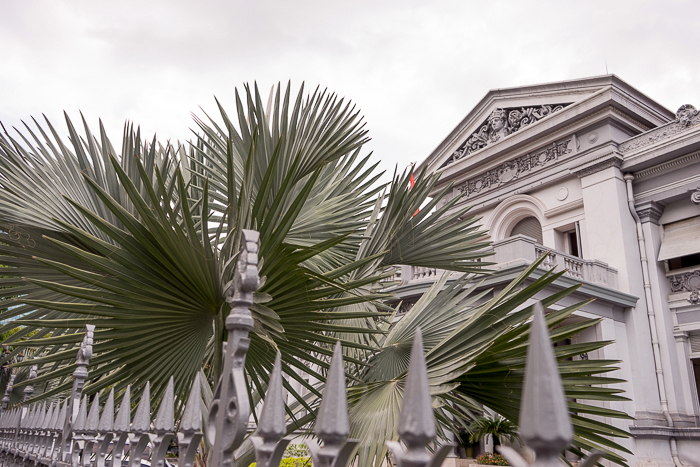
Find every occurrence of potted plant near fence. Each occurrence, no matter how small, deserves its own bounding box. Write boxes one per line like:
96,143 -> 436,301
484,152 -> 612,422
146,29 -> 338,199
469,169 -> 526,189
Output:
468,415 -> 519,466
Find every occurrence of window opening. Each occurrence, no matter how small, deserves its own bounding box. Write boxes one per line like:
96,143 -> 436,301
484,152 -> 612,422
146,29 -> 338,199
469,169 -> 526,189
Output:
668,253 -> 700,271
510,217 -> 543,244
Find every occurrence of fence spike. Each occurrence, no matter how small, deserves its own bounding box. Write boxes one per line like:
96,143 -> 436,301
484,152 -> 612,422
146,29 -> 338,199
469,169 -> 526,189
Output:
98,389 -> 114,433
520,302 -> 572,449
252,352 -> 290,467
41,403 -> 53,431
96,389 -> 116,467
152,377 -> 176,467
85,392 -> 100,433
386,328 -> 453,467
154,376 -> 175,433
73,395 -> 88,432
113,385 -> 131,432
54,399 -> 67,431
111,386 -> 131,467
306,341 -> 358,467
128,382 -> 153,467
178,373 -> 203,467
131,382 -> 151,434
498,301 -> 604,467
181,373 -> 202,433
39,402 -> 55,458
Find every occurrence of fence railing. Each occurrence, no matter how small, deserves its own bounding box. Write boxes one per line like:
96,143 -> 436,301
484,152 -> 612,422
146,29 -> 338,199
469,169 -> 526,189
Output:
0,229 -> 601,467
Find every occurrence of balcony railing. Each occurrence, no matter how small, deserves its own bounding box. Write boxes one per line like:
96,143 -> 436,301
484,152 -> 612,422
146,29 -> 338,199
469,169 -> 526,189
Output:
397,234 -> 619,290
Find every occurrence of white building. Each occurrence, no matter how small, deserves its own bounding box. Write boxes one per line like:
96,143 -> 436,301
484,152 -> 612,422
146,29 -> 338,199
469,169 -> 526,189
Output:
400,75 -> 700,466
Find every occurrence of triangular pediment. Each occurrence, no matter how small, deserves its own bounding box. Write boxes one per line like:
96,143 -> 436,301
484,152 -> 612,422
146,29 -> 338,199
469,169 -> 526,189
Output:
421,75 -> 673,174
438,102 -> 572,169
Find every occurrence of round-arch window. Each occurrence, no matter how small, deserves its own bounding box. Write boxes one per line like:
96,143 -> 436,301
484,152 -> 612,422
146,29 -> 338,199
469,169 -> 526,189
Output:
509,217 -> 543,244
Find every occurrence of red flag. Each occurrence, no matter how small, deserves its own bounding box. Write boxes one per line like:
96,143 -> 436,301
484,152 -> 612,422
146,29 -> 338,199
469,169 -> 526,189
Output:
409,166 -> 419,217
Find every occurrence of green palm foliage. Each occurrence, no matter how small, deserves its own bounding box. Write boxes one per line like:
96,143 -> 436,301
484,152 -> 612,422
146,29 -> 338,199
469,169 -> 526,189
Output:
0,83 -> 631,466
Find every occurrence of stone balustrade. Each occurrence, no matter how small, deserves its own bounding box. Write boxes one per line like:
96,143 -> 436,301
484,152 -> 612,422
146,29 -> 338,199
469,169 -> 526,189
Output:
397,234 -> 619,290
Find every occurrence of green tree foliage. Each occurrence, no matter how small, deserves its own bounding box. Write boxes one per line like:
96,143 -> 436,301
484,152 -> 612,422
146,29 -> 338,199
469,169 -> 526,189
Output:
0,83 -> 632,466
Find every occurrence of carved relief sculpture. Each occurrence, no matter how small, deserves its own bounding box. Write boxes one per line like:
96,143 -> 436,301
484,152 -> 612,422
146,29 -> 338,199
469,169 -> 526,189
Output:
455,139 -> 572,198
441,103 -> 569,168
619,104 -> 700,153
668,269 -> 700,305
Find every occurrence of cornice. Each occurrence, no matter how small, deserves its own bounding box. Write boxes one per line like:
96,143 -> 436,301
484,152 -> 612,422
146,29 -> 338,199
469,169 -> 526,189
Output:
544,199 -> 584,218
633,149 -> 700,181
571,153 -> 624,178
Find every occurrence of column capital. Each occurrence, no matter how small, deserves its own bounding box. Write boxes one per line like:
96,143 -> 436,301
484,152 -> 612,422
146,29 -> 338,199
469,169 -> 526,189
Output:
572,153 -> 624,178
636,200 -> 665,225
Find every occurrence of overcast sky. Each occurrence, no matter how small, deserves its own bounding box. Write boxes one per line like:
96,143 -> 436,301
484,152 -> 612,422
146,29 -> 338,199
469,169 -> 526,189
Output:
2,0 -> 699,181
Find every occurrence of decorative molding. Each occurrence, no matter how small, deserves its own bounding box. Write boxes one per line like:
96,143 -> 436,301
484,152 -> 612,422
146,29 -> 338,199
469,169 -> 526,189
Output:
440,104 -> 570,168
668,268 -> 700,304
618,104 -> 700,153
455,139 -> 572,198
635,200 -> 665,225
691,187 -> 700,205
634,150 -> 700,181
633,172 -> 700,201
487,194 -> 547,240
544,198 -> 584,219
572,153 -> 624,178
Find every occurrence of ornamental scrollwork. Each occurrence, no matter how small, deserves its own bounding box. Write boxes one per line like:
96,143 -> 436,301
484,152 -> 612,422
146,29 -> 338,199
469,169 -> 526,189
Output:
619,104 -> 700,153
441,103 -> 569,168
668,268 -> 700,304
455,139 -> 572,198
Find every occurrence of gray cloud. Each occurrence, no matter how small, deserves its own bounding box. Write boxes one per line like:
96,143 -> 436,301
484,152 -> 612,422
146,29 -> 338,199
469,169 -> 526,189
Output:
2,0 -> 699,182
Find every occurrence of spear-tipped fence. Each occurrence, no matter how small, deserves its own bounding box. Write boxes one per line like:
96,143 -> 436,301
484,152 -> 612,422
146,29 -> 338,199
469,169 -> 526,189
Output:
0,230 -> 603,467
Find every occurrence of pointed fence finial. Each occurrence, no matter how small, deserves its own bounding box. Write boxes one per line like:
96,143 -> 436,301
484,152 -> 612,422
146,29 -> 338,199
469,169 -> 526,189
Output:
179,373 -> 204,467
252,353 -> 290,467
152,377 -> 176,467
111,386 -> 131,467
498,301 -> 604,467
386,328 -> 453,467
129,382 -> 152,467
208,229 -> 259,467
96,389 -> 115,467
306,341 -> 358,467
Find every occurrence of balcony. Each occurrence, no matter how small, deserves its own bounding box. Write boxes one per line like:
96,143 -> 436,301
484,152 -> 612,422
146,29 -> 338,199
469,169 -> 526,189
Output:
394,234 -> 619,290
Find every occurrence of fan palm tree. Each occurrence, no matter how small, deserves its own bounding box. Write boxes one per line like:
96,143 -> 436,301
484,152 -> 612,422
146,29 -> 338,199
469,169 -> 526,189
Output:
468,414 -> 519,452
0,82 -> 632,466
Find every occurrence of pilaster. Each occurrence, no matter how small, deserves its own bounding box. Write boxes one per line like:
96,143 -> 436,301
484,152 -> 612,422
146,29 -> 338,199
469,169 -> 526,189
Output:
576,164 -> 663,421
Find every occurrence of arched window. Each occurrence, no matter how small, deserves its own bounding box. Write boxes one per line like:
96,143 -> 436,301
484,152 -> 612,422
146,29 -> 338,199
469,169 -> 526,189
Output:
509,216 -> 543,244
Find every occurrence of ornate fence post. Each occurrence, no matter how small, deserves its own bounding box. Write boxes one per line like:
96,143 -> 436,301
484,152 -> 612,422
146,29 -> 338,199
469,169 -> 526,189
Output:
207,229 -> 260,467
60,324 -> 94,463
498,302 -> 603,467
305,342 -> 359,467
386,328 -> 453,467
1,374 -> 15,414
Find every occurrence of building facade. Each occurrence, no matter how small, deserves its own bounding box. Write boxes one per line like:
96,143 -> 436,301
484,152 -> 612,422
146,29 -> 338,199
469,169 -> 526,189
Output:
400,75 -> 700,466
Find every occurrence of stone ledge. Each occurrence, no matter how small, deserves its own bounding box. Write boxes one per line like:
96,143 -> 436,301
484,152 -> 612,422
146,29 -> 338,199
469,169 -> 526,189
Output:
629,425 -> 700,439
